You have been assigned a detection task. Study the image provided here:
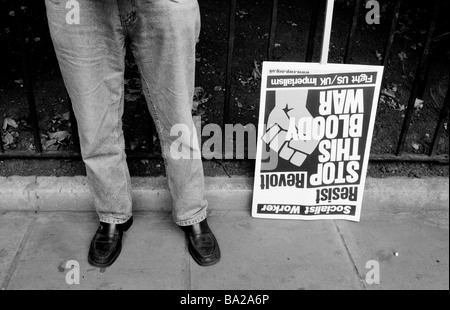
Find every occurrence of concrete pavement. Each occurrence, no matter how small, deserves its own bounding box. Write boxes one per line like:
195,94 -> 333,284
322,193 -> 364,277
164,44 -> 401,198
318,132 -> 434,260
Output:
0,176 -> 448,290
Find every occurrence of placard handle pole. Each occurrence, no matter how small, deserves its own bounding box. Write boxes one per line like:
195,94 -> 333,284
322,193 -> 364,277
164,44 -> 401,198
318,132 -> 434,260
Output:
320,0 -> 335,64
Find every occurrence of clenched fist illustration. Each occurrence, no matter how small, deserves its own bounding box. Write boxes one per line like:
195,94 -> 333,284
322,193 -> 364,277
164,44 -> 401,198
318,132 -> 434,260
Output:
262,89 -> 320,167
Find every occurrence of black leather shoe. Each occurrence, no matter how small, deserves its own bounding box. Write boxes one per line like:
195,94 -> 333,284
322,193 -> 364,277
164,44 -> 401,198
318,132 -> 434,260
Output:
180,218 -> 220,266
88,217 -> 133,268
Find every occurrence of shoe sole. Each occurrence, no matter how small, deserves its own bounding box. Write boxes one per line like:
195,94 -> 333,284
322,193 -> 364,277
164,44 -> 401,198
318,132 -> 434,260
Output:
188,248 -> 221,267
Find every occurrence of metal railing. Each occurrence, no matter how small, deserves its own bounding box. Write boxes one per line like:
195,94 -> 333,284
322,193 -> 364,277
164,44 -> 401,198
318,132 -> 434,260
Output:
0,0 -> 449,163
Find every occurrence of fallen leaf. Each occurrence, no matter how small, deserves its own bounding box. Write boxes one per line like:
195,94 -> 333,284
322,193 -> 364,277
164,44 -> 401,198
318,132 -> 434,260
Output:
398,51 -> 408,61
381,89 -> 396,98
252,68 -> 261,80
192,100 -> 201,112
196,109 -> 206,116
48,131 -> 71,142
125,93 -> 139,102
130,141 -> 139,151
46,144 -> 59,151
237,9 -> 248,18
62,112 -> 70,121
44,139 -> 57,148
2,132 -> 14,146
2,118 -> 18,130
252,60 -> 262,80
414,98 -> 424,109
193,87 -> 204,98
375,50 -> 383,61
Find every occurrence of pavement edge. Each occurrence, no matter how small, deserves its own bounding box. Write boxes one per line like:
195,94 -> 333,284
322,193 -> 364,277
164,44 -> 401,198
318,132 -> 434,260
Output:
0,176 -> 448,212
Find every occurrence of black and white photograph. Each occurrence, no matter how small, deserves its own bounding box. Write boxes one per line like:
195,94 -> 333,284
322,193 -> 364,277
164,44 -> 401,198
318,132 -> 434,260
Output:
0,0 -> 448,295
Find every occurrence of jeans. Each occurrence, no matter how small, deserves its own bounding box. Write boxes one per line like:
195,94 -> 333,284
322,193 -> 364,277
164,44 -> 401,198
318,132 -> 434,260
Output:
45,0 -> 207,226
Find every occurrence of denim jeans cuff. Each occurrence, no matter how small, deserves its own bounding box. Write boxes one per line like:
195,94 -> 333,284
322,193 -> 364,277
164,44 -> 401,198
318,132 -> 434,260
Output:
99,215 -> 132,225
176,211 -> 207,227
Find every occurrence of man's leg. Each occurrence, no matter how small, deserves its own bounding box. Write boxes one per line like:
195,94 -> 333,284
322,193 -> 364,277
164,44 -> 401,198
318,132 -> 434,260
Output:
45,0 -> 133,267
130,0 -> 220,266
130,0 -> 205,226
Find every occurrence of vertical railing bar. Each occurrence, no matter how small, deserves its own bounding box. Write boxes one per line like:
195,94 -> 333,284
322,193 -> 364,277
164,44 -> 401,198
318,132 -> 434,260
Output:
343,0 -> 362,64
267,0 -> 279,61
223,0 -> 237,129
429,84 -> 449,156
0,126 -> 5,153
147,112 -> 154,152
417,57 -> 433,100
66,94 -> 81,154
377,0 -> 402,123
305,0 -> 322,62
382,0 -> 402,68
14,1 -> 42,154
396,0 -> 441,156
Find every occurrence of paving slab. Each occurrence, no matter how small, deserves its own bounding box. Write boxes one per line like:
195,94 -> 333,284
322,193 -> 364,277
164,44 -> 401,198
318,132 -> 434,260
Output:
1,209 -> 448,290
5,212 -> 188,290
0,212 -> 34,288
335,210 -> 449,290
190,211 -> 362,290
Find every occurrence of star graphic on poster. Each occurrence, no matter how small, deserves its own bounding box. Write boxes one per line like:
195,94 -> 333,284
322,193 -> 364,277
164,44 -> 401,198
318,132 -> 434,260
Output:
282,104 -> 294,118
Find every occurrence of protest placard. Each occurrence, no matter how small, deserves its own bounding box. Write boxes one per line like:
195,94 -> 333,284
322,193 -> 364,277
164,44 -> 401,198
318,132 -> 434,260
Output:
252,62 -> 383,221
